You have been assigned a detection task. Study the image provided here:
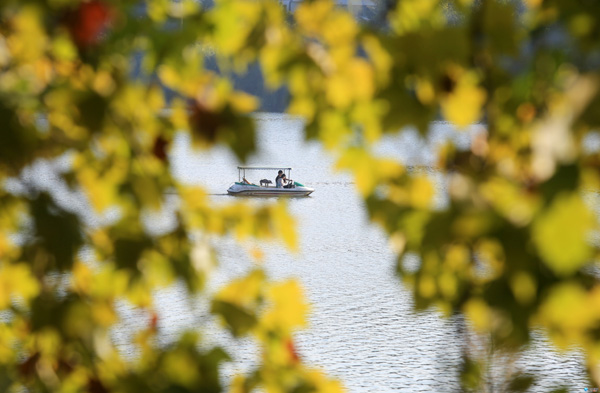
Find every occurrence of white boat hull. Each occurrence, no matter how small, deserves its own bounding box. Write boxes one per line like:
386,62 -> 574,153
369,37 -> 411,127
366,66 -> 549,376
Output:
227,183 -> 314,196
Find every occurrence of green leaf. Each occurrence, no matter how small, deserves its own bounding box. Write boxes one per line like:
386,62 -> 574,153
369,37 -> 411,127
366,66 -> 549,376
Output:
211,300 -> 258,337
29,192 -> 83,272
460,355 -> 483,392
0,102 -> 39,174
507,373 -> 535,392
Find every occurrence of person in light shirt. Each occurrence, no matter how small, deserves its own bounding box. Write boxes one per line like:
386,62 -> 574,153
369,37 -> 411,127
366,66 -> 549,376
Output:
276,170 -> 293,188
275,170 -> 285,188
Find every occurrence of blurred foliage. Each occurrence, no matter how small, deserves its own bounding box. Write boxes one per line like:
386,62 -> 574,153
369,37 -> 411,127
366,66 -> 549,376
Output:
0,0 -> 336,392
1,0 -> 600,391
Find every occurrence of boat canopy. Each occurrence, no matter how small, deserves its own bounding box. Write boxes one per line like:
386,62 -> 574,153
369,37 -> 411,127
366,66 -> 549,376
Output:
236,166 -> 292,182
237,166 -> 292,170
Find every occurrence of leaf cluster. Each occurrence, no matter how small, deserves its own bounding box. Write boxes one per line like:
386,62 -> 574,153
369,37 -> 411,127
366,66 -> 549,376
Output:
3,0 -> 600,391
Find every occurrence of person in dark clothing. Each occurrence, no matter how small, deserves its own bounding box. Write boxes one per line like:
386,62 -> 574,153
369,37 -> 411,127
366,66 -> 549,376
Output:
275,170 -> 284,188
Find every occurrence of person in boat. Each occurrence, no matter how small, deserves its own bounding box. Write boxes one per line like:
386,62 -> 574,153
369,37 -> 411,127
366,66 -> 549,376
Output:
276,170 -> 296,189
275,170 -> 285,188
276,171 -> 295,188
281,173 -> 294,189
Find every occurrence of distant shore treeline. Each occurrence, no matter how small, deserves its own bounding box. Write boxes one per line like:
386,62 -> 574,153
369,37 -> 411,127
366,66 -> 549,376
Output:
158,0 -> 392,113
205,56 -> 290,113
154,53 -> 290,113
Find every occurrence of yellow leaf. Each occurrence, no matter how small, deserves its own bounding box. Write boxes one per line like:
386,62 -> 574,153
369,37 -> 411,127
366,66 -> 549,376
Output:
362,35 -> 392,86
0,233 -> 15,261
336,149 -> 403,196
7,6 -> 47,63
7,263 -> 39,304
319,111 -> 350,150
271,201 -> 298,251
263,280 -> 309,332
288,96 -> 316,119
215,270 -> 264,309
391,0 -> 443,34
352,100 -> 387,143
250,247 -> 264,261
510,271 -> 537,305
92,301 -> 118,327
0,323 -> 16,363
349,59 -> 375,101
147,85 -> 165,111
158,65 -> 181,89
72,261 -> 92,294
230,91 -> 259,113
127,280 -> 153,308
326,74 -> 353,108
51,34 -> 77,61
415,77 -> 435,105
91,229 -> 114,255
0,276 -> 10,309
322,12 -> 358,45
295,1 -> 335,35
539,282 -> 594,348
132,175 -> 162,210
139,250 -> 175,288
59,366 -> 88,392
445,244 -> 469,271
524,0 -> 543,8
438,272 -> 457,299
171,99 -> 191,129
418,274 -> 436,298
210,0 -> 262,56
90,267 -> 129,299
147,0 -> 170,22
442,71 -> 486,128
36,328 -> 61,359
306,370 -> 344,393
77,167 -> 116,212
480,177 -> 538,226
179,186 -> 208,211
163,350 -> 199,387
228,375 -> 247,393
408,176 -> 434,209
475,239 -> 505,279
464,298 -> 492,332
93,71 -> 116,97
532,193 -> 594,276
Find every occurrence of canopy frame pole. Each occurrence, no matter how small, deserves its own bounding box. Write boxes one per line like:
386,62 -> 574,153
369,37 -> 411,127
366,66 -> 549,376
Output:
235,166 -> 294,183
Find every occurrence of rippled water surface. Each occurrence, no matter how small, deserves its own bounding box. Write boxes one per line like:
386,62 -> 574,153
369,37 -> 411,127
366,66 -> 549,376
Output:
114,113 -> 588,392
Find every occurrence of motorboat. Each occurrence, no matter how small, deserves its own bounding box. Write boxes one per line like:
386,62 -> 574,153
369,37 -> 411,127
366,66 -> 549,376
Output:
227,166 -> 314,196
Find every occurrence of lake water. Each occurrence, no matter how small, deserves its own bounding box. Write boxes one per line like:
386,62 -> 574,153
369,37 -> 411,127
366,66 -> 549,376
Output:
110,113 -> 588,392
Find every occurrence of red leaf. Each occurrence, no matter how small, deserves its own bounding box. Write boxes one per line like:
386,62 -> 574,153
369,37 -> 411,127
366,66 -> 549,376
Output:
152,136 -> 169,162
65,1 -> 113,48
188,101 -> 223,143
286,338 -> 300,363
19,352 -> 40,377
150,312 -> 158,331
